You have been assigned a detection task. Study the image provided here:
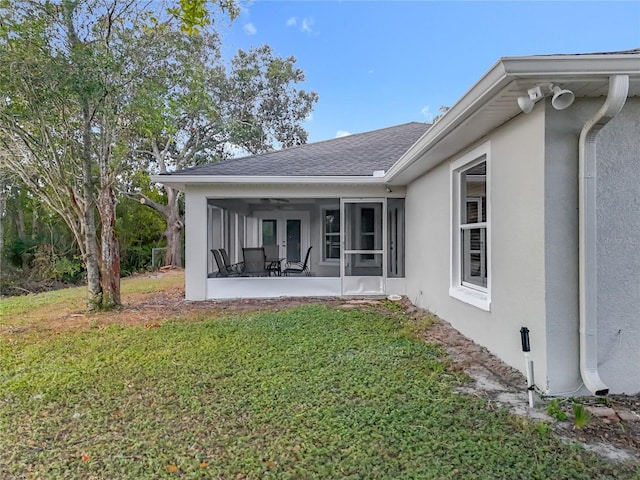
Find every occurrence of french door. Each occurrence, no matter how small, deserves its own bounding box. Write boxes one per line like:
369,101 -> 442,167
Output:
259,212 -> 309,264
341,199 -> 386,295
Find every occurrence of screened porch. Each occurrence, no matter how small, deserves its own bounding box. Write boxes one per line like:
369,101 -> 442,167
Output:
205,197 -> 407,299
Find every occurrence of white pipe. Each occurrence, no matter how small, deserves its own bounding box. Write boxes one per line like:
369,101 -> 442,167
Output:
524,352 -> 535,408
578,75 -> 629,396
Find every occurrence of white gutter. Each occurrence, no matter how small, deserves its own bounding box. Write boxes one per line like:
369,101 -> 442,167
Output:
385,52 -> 640,185
150,174 -> 390,192
578,74 -> 629,396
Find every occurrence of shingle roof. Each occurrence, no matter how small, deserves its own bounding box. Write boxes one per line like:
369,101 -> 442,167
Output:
168,122 -> 431,177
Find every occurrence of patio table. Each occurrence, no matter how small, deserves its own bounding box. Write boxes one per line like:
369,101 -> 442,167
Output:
266,258 -> 285,276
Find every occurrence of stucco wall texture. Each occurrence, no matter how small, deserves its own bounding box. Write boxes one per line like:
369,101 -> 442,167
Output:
407,96 -> 639,396
595,99 -> 640,394
405,107 -> 549,392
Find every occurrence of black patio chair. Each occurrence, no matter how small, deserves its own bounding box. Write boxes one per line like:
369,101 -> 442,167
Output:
262,244 -> 282,276
211,249 -> 240,277
219,248 -> 244,274
282,246 -> 312,276
241,247 -> 268,277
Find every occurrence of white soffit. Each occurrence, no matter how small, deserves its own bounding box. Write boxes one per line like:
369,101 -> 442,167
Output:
386,53 -> 640,185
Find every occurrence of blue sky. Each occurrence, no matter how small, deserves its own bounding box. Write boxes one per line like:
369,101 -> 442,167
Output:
219,1 -> 640,143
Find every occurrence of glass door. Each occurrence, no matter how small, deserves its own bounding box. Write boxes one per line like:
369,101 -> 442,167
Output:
259,213 -> 308,264
341,199 -> 386,295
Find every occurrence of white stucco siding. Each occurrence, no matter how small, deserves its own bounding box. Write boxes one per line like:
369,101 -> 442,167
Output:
544,103 -> 585,394
184,186 -> 209,300
596,99 -> 640,394
405,109 -> 548,386
544,98 -> 640,395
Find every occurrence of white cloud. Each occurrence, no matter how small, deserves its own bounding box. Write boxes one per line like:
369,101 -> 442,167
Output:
243,23 -> 257,35
335,130 -> 351,138
301,17 -> 314,33
286,16 -> 297,27
420,105 -> 433,122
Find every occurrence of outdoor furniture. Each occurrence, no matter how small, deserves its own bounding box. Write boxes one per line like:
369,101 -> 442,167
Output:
282,246 -> 312,276
263,244 -> 283,276
219,248 -> 244,274
241,247 -> 269,277
211,249 -> 240,277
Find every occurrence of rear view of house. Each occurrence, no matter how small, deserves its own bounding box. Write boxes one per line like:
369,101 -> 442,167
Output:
153,49 -> 640,396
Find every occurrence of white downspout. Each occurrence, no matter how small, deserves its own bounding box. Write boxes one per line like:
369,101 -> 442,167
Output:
578,74 -> 629,396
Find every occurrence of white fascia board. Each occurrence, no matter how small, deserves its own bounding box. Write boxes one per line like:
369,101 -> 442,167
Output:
150,174 -> 388,191
385,59 -> 510,184
385,53 -> 640,185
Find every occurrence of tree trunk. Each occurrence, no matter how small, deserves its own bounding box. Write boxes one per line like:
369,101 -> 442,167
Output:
15,206 -> 29,272
81,104 -> 103,311
164,186 -> 184,268
97,183 -> 121,308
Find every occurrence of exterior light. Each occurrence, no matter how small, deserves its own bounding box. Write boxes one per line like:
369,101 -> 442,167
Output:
517,83 -> 575,113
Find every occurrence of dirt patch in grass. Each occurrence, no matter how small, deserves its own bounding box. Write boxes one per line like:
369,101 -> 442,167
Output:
2,269 -> 638,466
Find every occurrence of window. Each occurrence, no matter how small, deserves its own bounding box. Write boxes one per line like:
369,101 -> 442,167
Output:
323,209 -> 340,261
450,143 -> 490,310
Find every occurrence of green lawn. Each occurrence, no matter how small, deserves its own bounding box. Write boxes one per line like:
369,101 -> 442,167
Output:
0,300 -> 637,479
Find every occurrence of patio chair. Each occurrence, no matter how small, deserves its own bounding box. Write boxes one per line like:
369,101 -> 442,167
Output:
282,246 -> 312,276
219,248 -> 244,274
241,247 -> 268,277
211,249 -> 240,277
262,244 -> 282,276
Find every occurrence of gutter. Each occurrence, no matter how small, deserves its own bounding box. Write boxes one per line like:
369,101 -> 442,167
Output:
578,74 -> 629,396
385,52 -> 639,185
150,174 -> 391,192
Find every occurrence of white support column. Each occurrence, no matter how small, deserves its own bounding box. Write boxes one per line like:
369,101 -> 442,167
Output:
185,188 -> 208,300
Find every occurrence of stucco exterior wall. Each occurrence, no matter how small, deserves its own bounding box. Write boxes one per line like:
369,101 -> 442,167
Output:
405,107 -> 549,388
544,97 -> 640,395
595,98 -> 640,394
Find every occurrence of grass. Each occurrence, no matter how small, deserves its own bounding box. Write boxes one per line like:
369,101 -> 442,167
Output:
1,280 -> 638,479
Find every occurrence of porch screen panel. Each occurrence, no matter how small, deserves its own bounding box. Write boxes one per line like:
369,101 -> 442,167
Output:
387,198 -> 405,278
344,202 -> 383,276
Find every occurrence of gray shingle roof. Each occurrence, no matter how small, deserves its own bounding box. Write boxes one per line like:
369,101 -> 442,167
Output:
167,122 -> 430,177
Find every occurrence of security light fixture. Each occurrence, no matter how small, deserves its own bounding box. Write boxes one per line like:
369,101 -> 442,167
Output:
517,83 -> 575,113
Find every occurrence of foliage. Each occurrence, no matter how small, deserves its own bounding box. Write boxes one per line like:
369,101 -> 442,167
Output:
116,194 -> 166,275
128,33 -> 318,267
0,0 -> 240,308
572,402 -> 592,429
1,302 -> 635,478
546,398 -> 569,421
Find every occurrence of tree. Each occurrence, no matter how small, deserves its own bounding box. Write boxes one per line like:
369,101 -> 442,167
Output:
129,42 -> 318,266
0,0 -> 237,309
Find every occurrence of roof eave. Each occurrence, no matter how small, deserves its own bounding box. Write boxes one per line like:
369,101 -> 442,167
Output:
150,174 -> 389,191
385,53 -> 640,185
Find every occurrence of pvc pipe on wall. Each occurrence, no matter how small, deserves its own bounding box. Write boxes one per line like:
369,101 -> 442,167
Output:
578,75 -> 629,396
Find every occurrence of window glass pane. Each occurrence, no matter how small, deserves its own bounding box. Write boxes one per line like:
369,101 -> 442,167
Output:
462,227 -> 487,287
287,220 -> 301,262
462,161 -> 486,224
325,235 -> 340,260
262,220 -> 277,245
324,209 -> 340,260
325,210 -> 340,233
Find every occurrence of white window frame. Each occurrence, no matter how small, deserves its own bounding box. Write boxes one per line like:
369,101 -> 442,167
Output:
321,207 -> 341,264
450,142 -> 491,311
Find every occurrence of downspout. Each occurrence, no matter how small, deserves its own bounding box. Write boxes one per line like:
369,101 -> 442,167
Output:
578,75 -> 629,396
